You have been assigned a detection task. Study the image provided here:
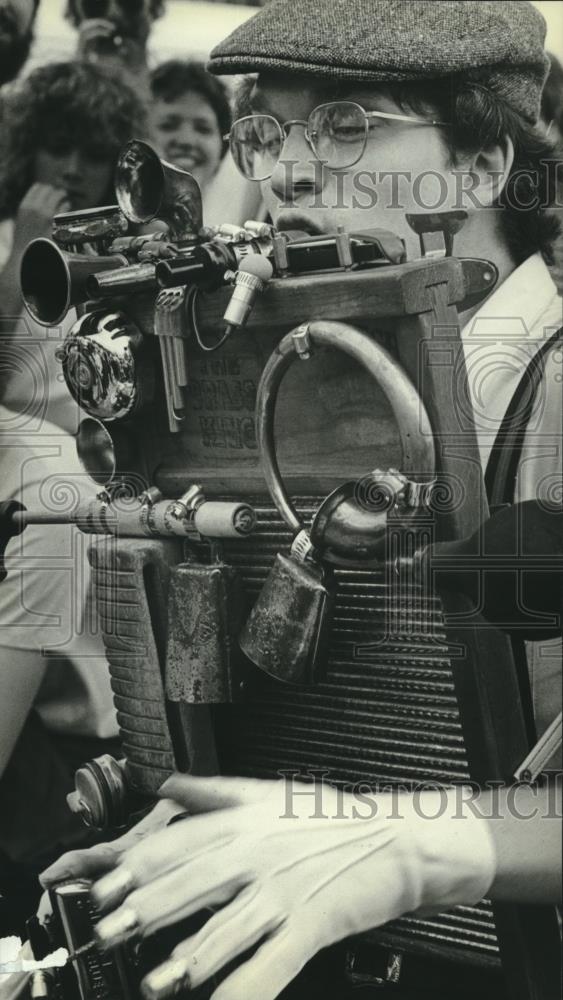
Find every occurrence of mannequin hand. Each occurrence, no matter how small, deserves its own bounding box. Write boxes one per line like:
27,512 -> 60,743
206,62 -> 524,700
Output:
90,775 -> 496,1000
39,798 -> 184,888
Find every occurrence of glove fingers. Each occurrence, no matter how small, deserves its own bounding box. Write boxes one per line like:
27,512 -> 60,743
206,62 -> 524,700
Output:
95,845 -> 249,947
210,928 -> 310,1000
40,799 -> 184,889
92,814 -> 239,912
132,846 -> 248,935
40,843 -> 121,887
142,884 -> 285,995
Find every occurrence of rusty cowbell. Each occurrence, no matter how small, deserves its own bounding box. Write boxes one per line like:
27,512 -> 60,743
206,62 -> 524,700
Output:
239,530 -> 333,685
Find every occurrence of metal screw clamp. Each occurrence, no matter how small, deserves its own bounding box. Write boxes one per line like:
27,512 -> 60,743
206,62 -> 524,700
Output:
290,529 -> 317,564
292,323 -> 313,360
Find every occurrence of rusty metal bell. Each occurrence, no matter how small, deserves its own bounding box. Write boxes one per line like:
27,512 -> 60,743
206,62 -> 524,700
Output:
239,530 -> 334,685
166,558 -> 245,703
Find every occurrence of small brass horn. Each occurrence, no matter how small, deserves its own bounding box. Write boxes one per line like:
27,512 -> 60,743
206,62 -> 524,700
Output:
115,139 -> 203,241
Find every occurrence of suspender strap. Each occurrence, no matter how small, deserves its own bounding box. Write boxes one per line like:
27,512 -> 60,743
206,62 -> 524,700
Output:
483,325 -> 562,747
485,327 -> 563,508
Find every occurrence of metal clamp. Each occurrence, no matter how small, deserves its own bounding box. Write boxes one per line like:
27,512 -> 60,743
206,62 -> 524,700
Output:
291,323 -> 313,360
362,468 -> 436,509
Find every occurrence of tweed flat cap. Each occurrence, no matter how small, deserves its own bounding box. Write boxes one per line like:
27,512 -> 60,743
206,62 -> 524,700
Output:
208,0 -> 549,123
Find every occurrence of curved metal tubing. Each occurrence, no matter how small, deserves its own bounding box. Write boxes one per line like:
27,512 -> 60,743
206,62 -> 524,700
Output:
255,320 -> 436,538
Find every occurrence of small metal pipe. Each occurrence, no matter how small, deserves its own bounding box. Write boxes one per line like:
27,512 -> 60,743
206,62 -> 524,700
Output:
11,497 -> 256,540
172,337 -> 189,388
13,511 -> 73,526
87,262 -> 157,298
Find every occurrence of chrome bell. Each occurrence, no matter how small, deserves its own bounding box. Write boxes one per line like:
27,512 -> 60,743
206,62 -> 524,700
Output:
57,309 -> 154,421
310,468 -> 431,562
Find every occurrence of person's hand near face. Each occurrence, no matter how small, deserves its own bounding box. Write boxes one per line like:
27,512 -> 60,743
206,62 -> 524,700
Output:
11,140 -> 113,256
34,142 -> 114,214
0,137 -> 114,326
11,183 -> 70,257
68,0 -> 162,82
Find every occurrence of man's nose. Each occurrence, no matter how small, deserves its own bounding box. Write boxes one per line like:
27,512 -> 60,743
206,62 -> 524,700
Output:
269,124 -> 324,204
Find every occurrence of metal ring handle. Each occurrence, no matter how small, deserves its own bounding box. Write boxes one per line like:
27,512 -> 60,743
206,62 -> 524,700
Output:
255,320 -> 436,533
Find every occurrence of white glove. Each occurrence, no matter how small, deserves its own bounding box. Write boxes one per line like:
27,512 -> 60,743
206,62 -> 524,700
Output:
40,798 -> 185,890
91,775 -> 496,1000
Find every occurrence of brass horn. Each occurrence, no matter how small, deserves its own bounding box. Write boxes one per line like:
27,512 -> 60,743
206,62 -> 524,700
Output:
115,139 -> 203,241
20,238 -> 128,327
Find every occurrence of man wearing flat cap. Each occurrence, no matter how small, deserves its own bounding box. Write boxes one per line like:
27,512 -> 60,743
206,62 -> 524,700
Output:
43,3 -> 562,998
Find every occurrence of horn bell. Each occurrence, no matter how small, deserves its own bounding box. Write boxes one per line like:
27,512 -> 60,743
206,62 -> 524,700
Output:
20,238 -> 127,327
115,139 -> 203,241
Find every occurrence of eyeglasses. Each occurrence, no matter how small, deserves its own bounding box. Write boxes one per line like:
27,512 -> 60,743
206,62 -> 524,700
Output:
225,101 -> 450,181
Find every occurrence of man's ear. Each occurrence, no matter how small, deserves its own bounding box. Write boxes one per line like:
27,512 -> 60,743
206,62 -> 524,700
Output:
468,136 -> 515,208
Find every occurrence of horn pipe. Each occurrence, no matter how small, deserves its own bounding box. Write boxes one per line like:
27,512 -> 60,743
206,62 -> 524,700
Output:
20,238 -> 127,327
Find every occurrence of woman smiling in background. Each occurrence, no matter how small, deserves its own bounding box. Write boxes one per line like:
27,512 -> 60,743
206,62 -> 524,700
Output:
149,60 -> 230,192
149,59 -> 264,227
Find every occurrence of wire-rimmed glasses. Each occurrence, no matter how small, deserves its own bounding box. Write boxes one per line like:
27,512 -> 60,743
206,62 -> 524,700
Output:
225,101 -> 450,181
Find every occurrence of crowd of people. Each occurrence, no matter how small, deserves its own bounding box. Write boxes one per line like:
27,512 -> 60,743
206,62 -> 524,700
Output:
0,0 -> 561,997
0,0 -> 261,931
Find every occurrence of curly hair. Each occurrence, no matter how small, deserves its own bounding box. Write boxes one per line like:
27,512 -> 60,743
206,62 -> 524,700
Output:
150,60 -> 231,158
381,77 -> 562,266
0,60 -> 147,221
